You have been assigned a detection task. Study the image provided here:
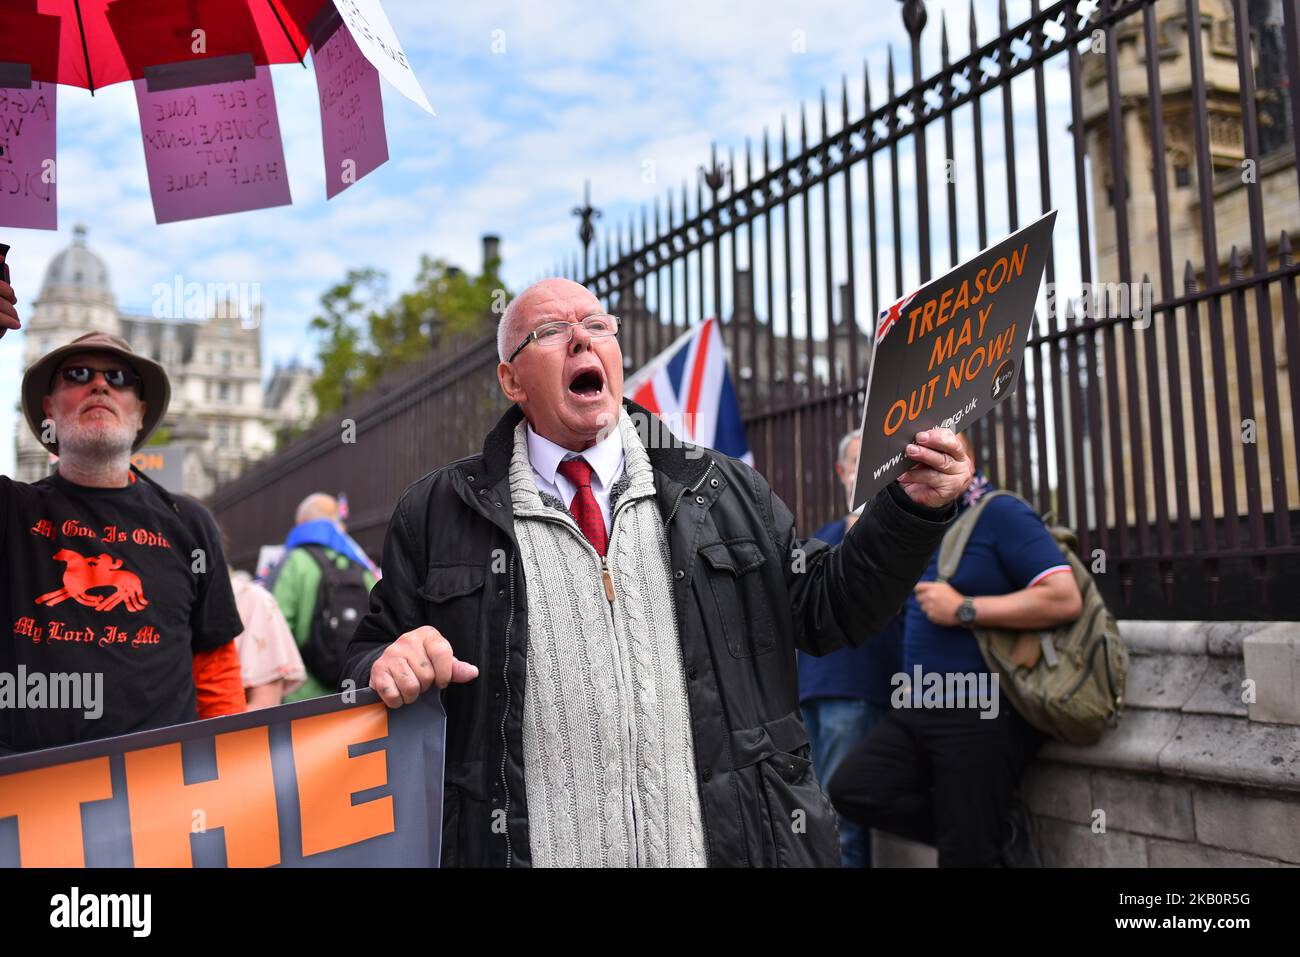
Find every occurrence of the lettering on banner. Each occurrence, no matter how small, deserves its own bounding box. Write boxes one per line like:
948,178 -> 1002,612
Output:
0,692 -> 447,867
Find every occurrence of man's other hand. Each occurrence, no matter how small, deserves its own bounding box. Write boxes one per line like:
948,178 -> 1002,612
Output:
0,280 -> 18,339
913,581 -> 962,626
898,428 -> 974,508
370,625 -> 479,709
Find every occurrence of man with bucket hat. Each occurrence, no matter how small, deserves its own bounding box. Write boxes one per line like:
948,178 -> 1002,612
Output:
0,275 -> 246,755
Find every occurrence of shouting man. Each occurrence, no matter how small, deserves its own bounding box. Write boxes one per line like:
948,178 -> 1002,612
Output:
345,277 -> 974,867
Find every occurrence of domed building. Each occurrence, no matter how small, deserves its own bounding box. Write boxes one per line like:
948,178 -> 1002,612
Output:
14,225 -> 317,495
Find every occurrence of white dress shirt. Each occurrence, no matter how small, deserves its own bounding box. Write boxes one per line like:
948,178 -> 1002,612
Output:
526,423 -> 626,534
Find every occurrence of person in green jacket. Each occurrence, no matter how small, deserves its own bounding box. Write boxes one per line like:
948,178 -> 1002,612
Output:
270,493 -> 378,702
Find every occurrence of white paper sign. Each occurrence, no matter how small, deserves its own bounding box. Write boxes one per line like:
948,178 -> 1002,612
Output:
330,0 -> 434,115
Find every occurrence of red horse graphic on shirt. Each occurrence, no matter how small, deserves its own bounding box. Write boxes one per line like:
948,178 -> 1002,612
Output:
35,549 -> 150,613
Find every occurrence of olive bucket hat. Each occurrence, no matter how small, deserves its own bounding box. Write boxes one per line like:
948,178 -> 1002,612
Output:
21,331 -> 171,454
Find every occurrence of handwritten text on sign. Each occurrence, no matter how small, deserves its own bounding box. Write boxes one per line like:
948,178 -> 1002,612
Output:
0,82 -> 57,230
315,22 -> 389,199
332,0 -> 434,114
134,67 -> 291,225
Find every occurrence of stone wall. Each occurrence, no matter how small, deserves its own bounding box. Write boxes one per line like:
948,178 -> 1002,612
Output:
872,621 -> 1300,867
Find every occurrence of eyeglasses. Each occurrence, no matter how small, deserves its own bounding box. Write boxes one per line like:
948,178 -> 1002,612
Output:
59,365 -> 141,391
508,314 -> 620,362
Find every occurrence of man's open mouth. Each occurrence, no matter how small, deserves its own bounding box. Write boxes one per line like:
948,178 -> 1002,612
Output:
568,369 -> 604,398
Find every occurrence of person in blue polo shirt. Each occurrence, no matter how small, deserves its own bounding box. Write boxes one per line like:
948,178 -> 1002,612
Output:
827,434 -> 1083,867
798,428 -> 904,868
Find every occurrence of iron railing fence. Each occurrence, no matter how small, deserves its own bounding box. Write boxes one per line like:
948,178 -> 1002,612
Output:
212,0 -> 1300,618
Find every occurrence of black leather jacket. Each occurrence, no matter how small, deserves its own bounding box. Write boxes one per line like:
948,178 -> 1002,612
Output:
344,400 -> 953,867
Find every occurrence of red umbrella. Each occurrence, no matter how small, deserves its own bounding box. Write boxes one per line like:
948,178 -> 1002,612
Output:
0,0 -> 333,93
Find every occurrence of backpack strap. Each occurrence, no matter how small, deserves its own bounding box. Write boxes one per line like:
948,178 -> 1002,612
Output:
299,543 -> 335,573
128,464 -> 182,516
299,544 -> 344,638
299,544 -> 347,602
935,489 -> 1022,584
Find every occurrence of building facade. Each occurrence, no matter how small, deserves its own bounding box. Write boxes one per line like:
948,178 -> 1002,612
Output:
1078,0 -> 1298,527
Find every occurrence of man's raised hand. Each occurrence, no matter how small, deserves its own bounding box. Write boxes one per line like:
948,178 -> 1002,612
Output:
369,625 -> 479,709
0,280 -> 19,339
897,427 -> 974,509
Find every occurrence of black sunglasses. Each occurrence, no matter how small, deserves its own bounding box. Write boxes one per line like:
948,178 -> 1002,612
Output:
59,365 -> 141,391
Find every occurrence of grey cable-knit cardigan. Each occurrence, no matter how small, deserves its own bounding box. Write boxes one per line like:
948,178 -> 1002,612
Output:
509,412 -> 706,867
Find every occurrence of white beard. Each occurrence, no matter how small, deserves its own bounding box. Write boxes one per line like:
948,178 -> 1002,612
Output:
56,414 -> 137,461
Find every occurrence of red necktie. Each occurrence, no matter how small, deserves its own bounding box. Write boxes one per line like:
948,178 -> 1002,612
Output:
557,457 -> 608,557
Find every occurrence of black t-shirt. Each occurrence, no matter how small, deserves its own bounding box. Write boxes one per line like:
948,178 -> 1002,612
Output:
0,469 -> 243,753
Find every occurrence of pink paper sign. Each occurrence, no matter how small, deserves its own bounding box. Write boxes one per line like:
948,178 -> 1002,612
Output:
134,66 -> 292,225
314,22 -> 389,199
0,81 -> 57,230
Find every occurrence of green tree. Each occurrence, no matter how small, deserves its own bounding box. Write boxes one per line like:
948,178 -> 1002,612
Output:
309,254 -> 507,418
377,253 -> 503,359
309,268 -> 387,419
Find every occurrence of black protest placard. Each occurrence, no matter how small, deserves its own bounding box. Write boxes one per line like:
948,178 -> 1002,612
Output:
852,210 -> 1057,508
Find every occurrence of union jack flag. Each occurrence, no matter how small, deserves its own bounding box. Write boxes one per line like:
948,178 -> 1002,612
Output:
625,317 -> 753,464
876,290 -> 918,344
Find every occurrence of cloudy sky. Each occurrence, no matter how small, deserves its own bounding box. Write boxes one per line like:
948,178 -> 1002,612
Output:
0,0 -> 1087,475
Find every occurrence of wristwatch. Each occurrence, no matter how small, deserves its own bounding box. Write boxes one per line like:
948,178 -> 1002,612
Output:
957,597 -> 977,626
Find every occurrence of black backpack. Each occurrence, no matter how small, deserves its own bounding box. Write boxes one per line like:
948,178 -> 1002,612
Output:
299,545 -> 371,690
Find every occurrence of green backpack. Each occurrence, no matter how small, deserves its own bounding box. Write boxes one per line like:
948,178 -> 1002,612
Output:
936,490 -> 1128,746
